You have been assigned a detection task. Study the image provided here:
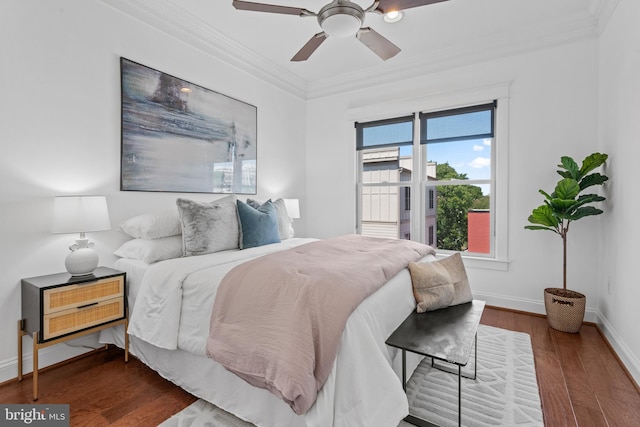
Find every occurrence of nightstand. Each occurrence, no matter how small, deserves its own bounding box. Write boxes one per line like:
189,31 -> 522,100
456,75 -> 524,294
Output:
18,267 -> 129,400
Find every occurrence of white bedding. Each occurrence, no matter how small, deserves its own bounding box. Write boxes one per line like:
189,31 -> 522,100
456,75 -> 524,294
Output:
103,238 -> 431,427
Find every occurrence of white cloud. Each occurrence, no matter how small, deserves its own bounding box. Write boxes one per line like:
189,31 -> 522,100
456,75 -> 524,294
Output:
483,139 -> 492,146
473,144 -> 484,151
469,157 -> 491,168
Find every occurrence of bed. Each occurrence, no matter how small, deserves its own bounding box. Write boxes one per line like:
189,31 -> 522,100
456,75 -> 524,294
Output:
99,198 -> 437,427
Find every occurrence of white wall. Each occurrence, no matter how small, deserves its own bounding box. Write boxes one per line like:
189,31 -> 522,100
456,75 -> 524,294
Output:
597,0 -> 640,383
0,0 -> 306,382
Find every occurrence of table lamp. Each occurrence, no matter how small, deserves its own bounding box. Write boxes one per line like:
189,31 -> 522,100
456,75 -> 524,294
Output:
283,199 -> 300,220
52,195 -> 111,276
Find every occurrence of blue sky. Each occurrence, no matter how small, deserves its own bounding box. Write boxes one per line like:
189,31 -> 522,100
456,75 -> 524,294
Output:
425,138 -> 492,181
397,137 -> 492,181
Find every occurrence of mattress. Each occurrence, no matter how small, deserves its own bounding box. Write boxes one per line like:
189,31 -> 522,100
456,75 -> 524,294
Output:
101,238 -> 430,427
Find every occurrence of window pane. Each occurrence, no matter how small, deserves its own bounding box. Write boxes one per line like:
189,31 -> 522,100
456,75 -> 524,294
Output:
360,184 -> 411,240
424,138 -> 492,181
427,184 -> 491,253
361,145 -> 413,240
425,110 -> 492,142
357,118 -> 413,150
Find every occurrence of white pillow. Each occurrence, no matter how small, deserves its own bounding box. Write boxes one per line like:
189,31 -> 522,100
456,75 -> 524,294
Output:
118,211 -> 181,239
114,236 -> 183,263
273,198 -> 295,239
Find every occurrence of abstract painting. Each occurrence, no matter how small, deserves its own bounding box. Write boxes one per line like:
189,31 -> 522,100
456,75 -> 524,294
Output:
120,58 -> 257,194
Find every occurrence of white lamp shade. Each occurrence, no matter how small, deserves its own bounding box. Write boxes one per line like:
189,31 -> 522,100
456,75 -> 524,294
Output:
283,199 -> 301,219
52,196 -> 111,233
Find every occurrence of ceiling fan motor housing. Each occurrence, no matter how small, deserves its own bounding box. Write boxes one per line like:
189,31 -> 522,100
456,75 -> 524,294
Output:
318,0 -> 365,38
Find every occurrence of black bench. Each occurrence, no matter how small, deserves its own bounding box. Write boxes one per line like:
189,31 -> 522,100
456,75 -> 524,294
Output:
386,300 -> 486,427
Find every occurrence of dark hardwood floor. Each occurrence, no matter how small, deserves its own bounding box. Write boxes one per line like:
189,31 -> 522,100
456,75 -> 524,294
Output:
2,307 -> 639,426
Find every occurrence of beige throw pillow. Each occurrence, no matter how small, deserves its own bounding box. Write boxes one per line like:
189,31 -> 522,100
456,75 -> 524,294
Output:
409,261 -> 455,313
437,252 -> 473,306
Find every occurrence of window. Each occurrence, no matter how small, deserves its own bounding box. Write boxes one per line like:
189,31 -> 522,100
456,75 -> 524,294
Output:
357,101 -> 497,257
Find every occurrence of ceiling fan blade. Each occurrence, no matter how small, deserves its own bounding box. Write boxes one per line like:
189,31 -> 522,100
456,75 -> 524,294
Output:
291,32 -> 328,62
375,0 -> 448,14
356,27 -> 400,60
232,0 -> 313,16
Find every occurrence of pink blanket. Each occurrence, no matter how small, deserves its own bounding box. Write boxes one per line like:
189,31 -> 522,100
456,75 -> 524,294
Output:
206,234 -> 433,414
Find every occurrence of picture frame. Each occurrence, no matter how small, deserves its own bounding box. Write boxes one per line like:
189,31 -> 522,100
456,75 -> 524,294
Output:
120,57 -> 257,194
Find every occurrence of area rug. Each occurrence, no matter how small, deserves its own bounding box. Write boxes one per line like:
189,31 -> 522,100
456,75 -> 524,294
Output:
158,325 -> 543,427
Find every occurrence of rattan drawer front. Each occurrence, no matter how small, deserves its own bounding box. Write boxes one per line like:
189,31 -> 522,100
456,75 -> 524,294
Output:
44,276 -> 124,314
43,297 -> 125,340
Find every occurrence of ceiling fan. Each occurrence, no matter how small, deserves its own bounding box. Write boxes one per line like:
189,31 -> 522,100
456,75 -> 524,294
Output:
232,0 -> 448,61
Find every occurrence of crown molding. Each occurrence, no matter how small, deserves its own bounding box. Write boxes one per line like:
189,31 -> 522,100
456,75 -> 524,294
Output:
98,0 -> 308,99
306,10 -> 601,99
589,0 -> 620,33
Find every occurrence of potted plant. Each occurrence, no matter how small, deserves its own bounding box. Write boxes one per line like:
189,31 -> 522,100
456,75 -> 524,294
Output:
525,152 -> 609,333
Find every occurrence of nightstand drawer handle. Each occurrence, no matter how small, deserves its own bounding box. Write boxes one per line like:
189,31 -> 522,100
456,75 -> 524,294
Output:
77,302 -> 99,310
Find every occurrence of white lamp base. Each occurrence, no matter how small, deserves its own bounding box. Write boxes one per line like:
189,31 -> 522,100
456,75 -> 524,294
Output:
65,238 -> 99,276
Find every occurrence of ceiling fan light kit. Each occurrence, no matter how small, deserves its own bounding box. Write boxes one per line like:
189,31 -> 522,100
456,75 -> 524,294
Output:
231,0 -> 448,61
318,2 -> 365,38
383,10 -> 404,23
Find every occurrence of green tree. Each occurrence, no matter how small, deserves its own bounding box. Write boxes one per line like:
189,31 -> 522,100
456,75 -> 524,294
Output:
434,163 -> 484,251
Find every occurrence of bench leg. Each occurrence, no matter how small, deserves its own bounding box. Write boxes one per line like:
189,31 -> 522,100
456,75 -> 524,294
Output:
458,364 -> 462,426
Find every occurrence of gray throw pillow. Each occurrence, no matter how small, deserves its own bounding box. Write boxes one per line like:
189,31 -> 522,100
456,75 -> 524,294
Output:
176,196 -> 239,257
437,253 -> 473,306
408,261 -> 455,312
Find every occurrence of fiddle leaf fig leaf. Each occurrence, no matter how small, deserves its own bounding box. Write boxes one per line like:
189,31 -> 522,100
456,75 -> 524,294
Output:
559,156 -> 580,180
524,225 -> 558,233
567,206 -> 603,221
549,198 -> 577,213
576,194 -> 606,205
579,152 -> 608,176
539,189 -> 553,201
554,178 -> 580,200
527,204 -> 559,230
579,172 -> 609,191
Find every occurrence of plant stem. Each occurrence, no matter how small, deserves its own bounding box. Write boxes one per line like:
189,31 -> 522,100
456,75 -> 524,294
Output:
562,221 -> 570,291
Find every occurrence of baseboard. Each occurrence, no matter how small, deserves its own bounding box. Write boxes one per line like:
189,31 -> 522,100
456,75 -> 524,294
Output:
0,334 -> 101,384
594,311 -> 640,390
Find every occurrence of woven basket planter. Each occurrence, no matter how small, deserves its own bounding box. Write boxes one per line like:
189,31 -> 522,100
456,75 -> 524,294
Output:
544,288 -> 586,333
